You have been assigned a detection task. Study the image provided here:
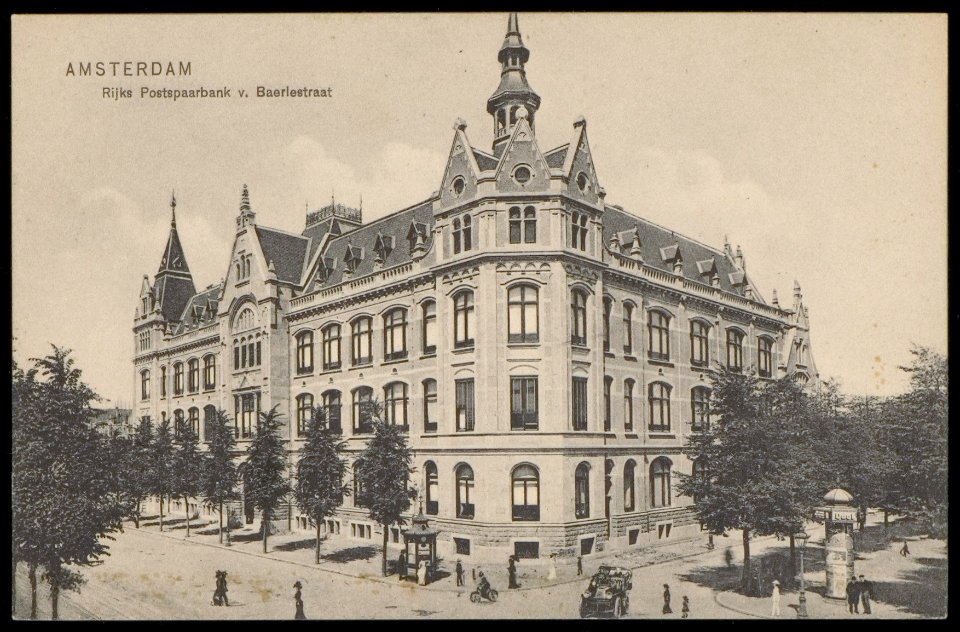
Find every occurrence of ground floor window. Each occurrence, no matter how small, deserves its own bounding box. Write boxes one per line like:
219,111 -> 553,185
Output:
513,541 -> 540,560
628,529 -> 640,545
657,523 -> 672,540
454,537 -> 471,556
351,523 -> 372,539
580,537 -> 595,556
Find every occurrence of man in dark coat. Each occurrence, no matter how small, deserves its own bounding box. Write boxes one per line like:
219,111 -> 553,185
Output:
397,551 -> 406,581
508,556 -> 519,589
577,556 -> 583,576
662,583 -> 673,614
846,577 -> 861,614
859,574 -> 873,614
455,559 -> 465,587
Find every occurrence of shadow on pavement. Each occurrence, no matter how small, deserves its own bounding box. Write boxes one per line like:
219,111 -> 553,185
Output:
274,538 -> 318,552
871,556 -> 947,618
229,530 -> 265,543
321,546 -> 377,564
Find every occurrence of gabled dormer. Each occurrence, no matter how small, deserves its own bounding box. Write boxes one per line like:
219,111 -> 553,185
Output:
494,114 -> 550,193
660,243 -> 683,275
696,257 -> 719,286
438,120 -> 482,209
562,117 -> 603,207
343,243 -> 364,275
373,232 -> 394,265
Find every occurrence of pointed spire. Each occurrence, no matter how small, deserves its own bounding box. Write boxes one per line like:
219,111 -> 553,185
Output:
240,184 -> 250,212
794,279 -> 802,300
771,289 -> 780,307
488,12 -> 541,152
630,227 -> 643,260
170,191 -> 177,227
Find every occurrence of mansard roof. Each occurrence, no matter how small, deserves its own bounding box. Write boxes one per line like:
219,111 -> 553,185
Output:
153,275 -> 197,323
172,284 -> 222,335
316,199 -> 435,287
603,205 -> 762,301
255,226 -> 309,283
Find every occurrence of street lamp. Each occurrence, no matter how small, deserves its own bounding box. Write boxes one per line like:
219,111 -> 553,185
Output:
795,531 -> 810,618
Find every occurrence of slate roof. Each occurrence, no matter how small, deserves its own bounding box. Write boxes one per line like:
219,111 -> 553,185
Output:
172,284 -> 222,335
317,200 -> 435,287
255,226 -> 309,284
602,205 -> 759,300
473,149 -> 499,172
544,145 -> 568,169
154,275 -> 197,324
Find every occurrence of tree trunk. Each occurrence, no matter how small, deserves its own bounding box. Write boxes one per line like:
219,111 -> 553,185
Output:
218,502 -> 224,545
159,495 -> 164,532
134,499 -> 141,529
316,522 -> 322,565
50,579 -> 59,621
183,495 -> 191,538
381,524 -> 389,577
741,529 -> 752,594
28,562 -> 37,620
262,511 -> 269,554
883,508 -> 889,531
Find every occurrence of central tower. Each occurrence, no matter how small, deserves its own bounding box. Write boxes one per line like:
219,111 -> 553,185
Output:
487,13 -> 541,155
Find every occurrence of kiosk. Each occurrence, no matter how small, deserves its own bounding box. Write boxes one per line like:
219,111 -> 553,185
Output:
813,488 -> 857,600
401,512 -> 438,584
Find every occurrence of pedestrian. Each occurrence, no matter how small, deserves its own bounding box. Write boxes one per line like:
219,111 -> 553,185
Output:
293,581 -> 306,620
417,560 -> 428,586
508,556 -> 519,589
455,559 -> 464,587
846,577 -> 861,614
859,574 -> 873,615
723,548 -> 733,568
770,580 -> 781,617
217,570 -> 229,607
472,567 -> 477,582
547,553 -> 558,581
900,539 -> 910,557
577,556 -> 583,576
662,583 -> 672,614
681,596 -> 690,619
707,535 -> 714,550
397,551 -> 406,581
212,570 -> 222,606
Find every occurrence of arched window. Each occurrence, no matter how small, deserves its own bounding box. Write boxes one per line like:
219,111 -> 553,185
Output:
462,215 -> 473,251
601,296 -> 613,351
692,386 -> 711,431
383,382 -> 409,428
726,328 -> 745,371
623,460 -> 637,512
188,358 -> 200,393
421,301 -> 437,354
352,386 -> 374,434
648,310 -> 671,361
322,324 -> 341,370
603,376 -> 613,432
650,457 -> 673,508
507,284 -> 539,343
571,290 -> 588,346
203,405 -> 217,441
623,302 -> 634,354
453,291 -> 475,348
624,379 -> 635,432
649,382 -> 672,432
511,464 -> 540,521
523,206 -> 536,243
423,379 -> 438,432
296,393 -> 314,437
233,340 -> 240,370
456,464 -> 475,519
140,369 -> 150,401
351,317 -> 373,365
173,409 -> 185,438
234,307 -> 256,332
383,308 -> 408,361
160,365 -> 167,398
321,390 -> 342,434
758,336 -> 773,378
203,355 -> 216,390
690,320 -> 710,367
173,362 -> 184,396
575,462 -> 591,519
296,330 -> 314,374
425,462 -> 439,516
509,206 -> 522,244
188,407 -> 200,439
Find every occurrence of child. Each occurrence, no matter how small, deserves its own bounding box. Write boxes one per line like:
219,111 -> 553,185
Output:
681,596 -> 690,618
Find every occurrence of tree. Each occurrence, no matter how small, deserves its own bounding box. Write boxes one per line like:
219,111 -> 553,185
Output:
294,406 -> 349,564
353,405 -> 417,577
202,409 -> 240,545
242,406 -> 290,553
12,357 -> 42,618
172,425 -> 204,537
128,416 -> 155,528
677,368 -> 815,593
12,346 -> 122,619
149,418 -> 176,532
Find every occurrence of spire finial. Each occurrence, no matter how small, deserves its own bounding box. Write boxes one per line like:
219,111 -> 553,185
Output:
170,191 -> 177,227
240,184 -> 250,212
507,12 -> 520,35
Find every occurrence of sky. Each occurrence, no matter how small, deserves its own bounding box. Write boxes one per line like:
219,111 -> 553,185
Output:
11,13 -> 947,406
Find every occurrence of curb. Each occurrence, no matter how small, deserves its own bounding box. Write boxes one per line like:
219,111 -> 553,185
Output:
712,590 -> 770,619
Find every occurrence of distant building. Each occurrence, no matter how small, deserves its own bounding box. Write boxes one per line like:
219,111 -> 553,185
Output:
91,406 -> 133,439
133,14 -> 818,561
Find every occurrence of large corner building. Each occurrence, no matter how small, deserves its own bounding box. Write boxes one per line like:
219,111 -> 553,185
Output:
133,14 -> 819,562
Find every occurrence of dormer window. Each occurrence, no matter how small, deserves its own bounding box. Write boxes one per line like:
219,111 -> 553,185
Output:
373,233 -> 394,264
344,246 -> 363,274
512,165 -> 532,185
452,176 -> 466,197
318,257 -> 336,283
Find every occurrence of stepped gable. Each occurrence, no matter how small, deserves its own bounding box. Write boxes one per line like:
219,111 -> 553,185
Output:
255,226 -> 310,284
317,200 -> 434,287
603,205 -> 755,299
172,284 -> 222,335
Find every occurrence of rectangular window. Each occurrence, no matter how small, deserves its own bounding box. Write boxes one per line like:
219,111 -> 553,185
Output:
510,377 -> 538,430
423,380 -> 438,433
455,379 -> 475,432
203,357 -> 216,390
624,381 -> 634,432
322,326 -> 341,370
188,361 -> 200,393
623,304 -> 634,354
513,541 -> 540,560
352,319 -> 372,365
648,311 -> 671,361
509,207 -> 522,244
296,333 -> 314,374
758,337 -> 773,378
174,364 -> 184,396
580,537 -> 595,556
160,367 -> 167,398
603,377 -> 612,432
658,523 -> 672,540
454,537 -> 471,556
383,310 -> 408,361
690,321 -> 710,367
422,302 -> 437,354
524,207 -> 536,243
572,377 -> 588,431
235,392 -> 258,439
628,529 -> 640,546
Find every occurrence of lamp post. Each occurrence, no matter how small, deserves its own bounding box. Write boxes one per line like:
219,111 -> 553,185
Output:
795,531 -> 809,618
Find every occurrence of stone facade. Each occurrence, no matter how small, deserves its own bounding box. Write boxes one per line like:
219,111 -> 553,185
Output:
132,14 -> 818,563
